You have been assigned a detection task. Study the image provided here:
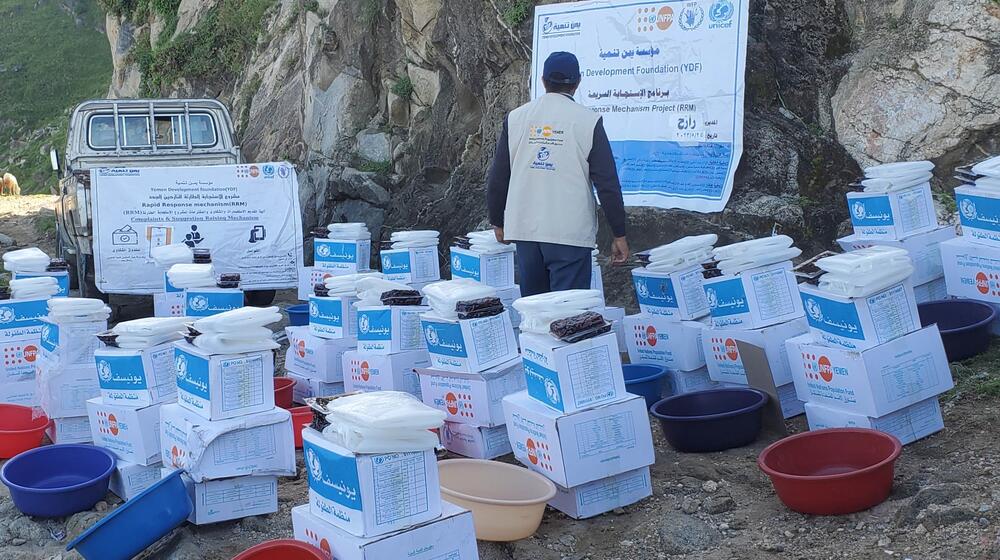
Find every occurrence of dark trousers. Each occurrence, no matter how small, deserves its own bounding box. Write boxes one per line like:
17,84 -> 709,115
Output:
515,241 -> 592,297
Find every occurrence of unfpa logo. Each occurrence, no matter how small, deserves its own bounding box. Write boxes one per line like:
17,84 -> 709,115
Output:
646,325 -> 657,347
724,338 -> 739,361
445,392 -> 459,415
359,360 -> 371,381
803,352 -> 841,383
98,360 -> 113,382
106,413 -> 120,436
977,271 -> 991,295
22,345 -> 37,363
295,339 -> 306,358
307,449 -> 322,479
175,354 -> 188,380
635,5 -> 673,32
526,438 -> 539,465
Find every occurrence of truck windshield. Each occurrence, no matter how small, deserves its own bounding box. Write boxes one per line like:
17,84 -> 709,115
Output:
87,113 -> 218,150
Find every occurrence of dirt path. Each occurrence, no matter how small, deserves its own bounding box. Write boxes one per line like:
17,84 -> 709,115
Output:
0,194 -> 59,258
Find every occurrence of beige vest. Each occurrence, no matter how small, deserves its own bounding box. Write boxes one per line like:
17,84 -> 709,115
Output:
504,93 -> 601,248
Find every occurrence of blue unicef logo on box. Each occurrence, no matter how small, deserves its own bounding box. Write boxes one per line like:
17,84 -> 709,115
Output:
800,293 -> 865,340
189,295 -> 209,312
381,251 -> 411,274
705,278 -> 749,317
850,196 -> 893,226
451,251 -> 480,281
98,360 -> 113,382
960,198 -> 977,221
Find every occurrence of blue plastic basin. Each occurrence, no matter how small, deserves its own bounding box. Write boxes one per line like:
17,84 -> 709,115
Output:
286,304 -> 309,326
622,364 -> 669,410
651,388 -> 768,453
67,469 -> 192,560
917,299 -> 996,362
1,444 -> 116,517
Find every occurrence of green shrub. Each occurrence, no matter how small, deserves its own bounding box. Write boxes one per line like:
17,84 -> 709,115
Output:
391,76 -> 413,100
501,0 -> 532,27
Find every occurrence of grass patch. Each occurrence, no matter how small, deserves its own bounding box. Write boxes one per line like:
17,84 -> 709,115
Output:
356,159 -> 392,174
944,340 -> 1000,401
501,0 -> 532,27
391,75 -> 413,100
34,212 -> 56,237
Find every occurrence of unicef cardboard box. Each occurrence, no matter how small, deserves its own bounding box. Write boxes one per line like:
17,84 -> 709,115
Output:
37,361 -> 99,418
804,397 -> 944,446
302,428 -> 442,538
955,185 -> 1000,247
914,277 -> 948,304
702,261 -> 804,329
342,349 -> 428,397
449,247 -> 515,288
666,367 -> 719,395
497,285 -> 522,328
520,332 -> 626,414
441,422 -> 512,459
631,265 -> 709,321
159,403 -> 295,482
38,318 -> 106,367
292,501 -> 478,560
176,471 -> 278,525
284,326 -> 352,382
416,358 -> 525,427
289,372 -> 345,404
846,183 -> 937,240
785,326 -> 953,417
46,416 -> 92,444
85,397 -> 161,465
503,392 -> 655,488
836,225 -> 955,286
110,460 -> 162,501
702,318 -> 808,387
601,306 -> 627,353
314,238 -> 372,273
799,281 -> 920,351
11,270 -> 70,297
0,297 -> 48,382
940,237 -> 1000,302
356,305 -> 429,354
172,342 -> 275,421
420,310 -> 518,373
184,288 -> 243,318
309,295 -> 359,340
623,314 -> 705,372
549,466 -> 652,520
153,292 -> 185,317
379,246 -> 440,284
94,342 -> 177,408
0,297 -> 48,331
592,263 -> 605,301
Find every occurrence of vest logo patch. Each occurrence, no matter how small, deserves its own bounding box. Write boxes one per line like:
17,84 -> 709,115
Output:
530,146 -> 556,171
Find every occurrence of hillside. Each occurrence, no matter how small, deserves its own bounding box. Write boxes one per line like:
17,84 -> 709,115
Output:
0,0 -> 112,194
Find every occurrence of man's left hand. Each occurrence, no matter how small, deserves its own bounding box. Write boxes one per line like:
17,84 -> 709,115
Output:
611,236 -> 630,265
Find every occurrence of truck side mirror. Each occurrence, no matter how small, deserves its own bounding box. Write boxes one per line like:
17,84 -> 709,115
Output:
49,148 -> 62,178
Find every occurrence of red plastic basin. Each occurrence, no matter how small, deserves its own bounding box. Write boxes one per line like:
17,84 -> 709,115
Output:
0,404 -> 51,459
758,428 -> 902,515
233,539 -> 328,559
273,377 -> 295,409
290,406 -> 312,449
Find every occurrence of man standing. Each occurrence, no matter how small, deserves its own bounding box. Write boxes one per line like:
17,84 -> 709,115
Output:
487,51 -> 630,297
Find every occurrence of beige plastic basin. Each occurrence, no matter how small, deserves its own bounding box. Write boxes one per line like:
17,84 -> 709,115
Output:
438,459 -> 556,541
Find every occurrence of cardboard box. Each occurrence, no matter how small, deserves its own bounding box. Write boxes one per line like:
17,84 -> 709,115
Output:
703,318 -> 808,386
503,392 -> 655,488
302,428 -> 442,537
94,342 -> 177,407
153,292 -> 185,317
309,294 -> 359,340
417,358 -> 525,427
380,246 -> 440,284
37,361 -> 100,418
86,398 -> 161,465
786,326 -> 953,417
799,281 -> 920,351
173,342 -> 275,421
159,403 -> 295,482
289,372 -> 346,403
601,306 -> 627,353
343,349 -> 429,398
941,237 -> 1000,302
624,314 -> 705,372
914,277 -> 948,304
0,331 -> 41,383
631,264 -> 709,321
12,270 -> 70,297
520,332 -> 626,413
0,297 -> 48,331
46,416 -> 91,444
666,367 -> 719,395
284,326 -> 352,382
0,378 -> 36,406
420,310 -> 518,373
110,460 -> 162,501
497,285 -> 522,328
38,318 -> 106,367
836,225 -> 955,285
184,288 -> 243,318
548,466 -> 652,519
356,305 -> 430,354
776,382 -> 805,418
314,238 -> 372,273
703,261 -> 804,329
592,263 -> 605,300
847,183 -> 936,240
441,422 -> 512,459
449,246 -> 515,288
177,472 -> 279,525
956,185 -> 1000,247
298,266 -> 340,301
804,397 -> 944,445
292,501 -> 478,560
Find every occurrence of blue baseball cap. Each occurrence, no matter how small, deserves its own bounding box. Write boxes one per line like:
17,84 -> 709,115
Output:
542,52 -> 581,84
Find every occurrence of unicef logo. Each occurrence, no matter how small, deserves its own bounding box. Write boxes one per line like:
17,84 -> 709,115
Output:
451,255 -> 463,273
262,164 -> 275,177
316,244 -> 331,257
705,288 -> 718,309
805,298 -> 823,322
961,199 -> 978,220
189,296 -> 209,312
536,147 -> 550,162
0,307 -> 14,324
381,256 -> 392,270
309,302 -> 319,317
98,360 -> 113,382
636,279 -> 649,299
175,355 -> 188,380
709,0 -> 734,22
425,326 -> 439,346
41,324 -> 51,340
679,4 -> 704,30
544,378 -> 560,404
307,449 -> 322,479
359,314 -> 370,333
852,201 -> 867,220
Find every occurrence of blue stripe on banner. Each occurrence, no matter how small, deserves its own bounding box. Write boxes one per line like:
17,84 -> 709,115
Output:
610,140 -> 734,200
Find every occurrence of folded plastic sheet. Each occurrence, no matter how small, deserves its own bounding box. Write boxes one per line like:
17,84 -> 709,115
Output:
859,171 -> 932,193
47,297 -> 111,322
166,263 -> 216,289
717,246 -> 802,276
815,246 -> 910,276
323,272 -> 385,296
150,243 -> 194,268
818,265 -> 915,298
712,235 -> 794,262
465,230 -> 514,254
326,223 -> 370,239
647,234 -> 717,262
9,277 -> 59,299
113,316 -> 189,336
192,333 -> 279,354
355,277 -> 413,306
319,391 -> 445,453
513,289 -> 605,335
863,160 -> 934,178
2,247 -> 50,273
191,306 -> 280,334
422,279 -> 497,319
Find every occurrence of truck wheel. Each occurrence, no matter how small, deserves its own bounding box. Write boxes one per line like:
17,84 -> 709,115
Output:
244,290 -> 276,307
56,227 -> 80,290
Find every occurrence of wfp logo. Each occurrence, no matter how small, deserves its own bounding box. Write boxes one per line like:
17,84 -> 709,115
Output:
961,199 -> 978,221
189,295 -> 209,312
451,255 -> 463,273
705,288 -> 718,309
277,164 -> 291,179
708,0 -> 734,27
359,314 -> 370,334
98,360 -> 113,382
175,354 -> 188,380
544,378 -> 560,404
805,298 -> 823,322
679,2 -> 704,30
0,307 -> 14,324
307,449 -> 322,480
309,302 -> 319,317
316,244 -> 331,257
425,325 -> 439,347
851,201 -> 867,221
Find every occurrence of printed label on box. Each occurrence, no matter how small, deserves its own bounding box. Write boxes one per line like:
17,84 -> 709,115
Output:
185,289 -> 243,317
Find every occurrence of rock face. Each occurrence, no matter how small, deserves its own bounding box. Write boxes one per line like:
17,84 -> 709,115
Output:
101,0 -> 1000,303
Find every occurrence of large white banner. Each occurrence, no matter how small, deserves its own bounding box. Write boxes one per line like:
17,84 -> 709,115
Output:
91,163 -> 303,294
532,0 -> 748,212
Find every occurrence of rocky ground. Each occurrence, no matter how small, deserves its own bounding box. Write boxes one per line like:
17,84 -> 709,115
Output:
1,196 -> 999,559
